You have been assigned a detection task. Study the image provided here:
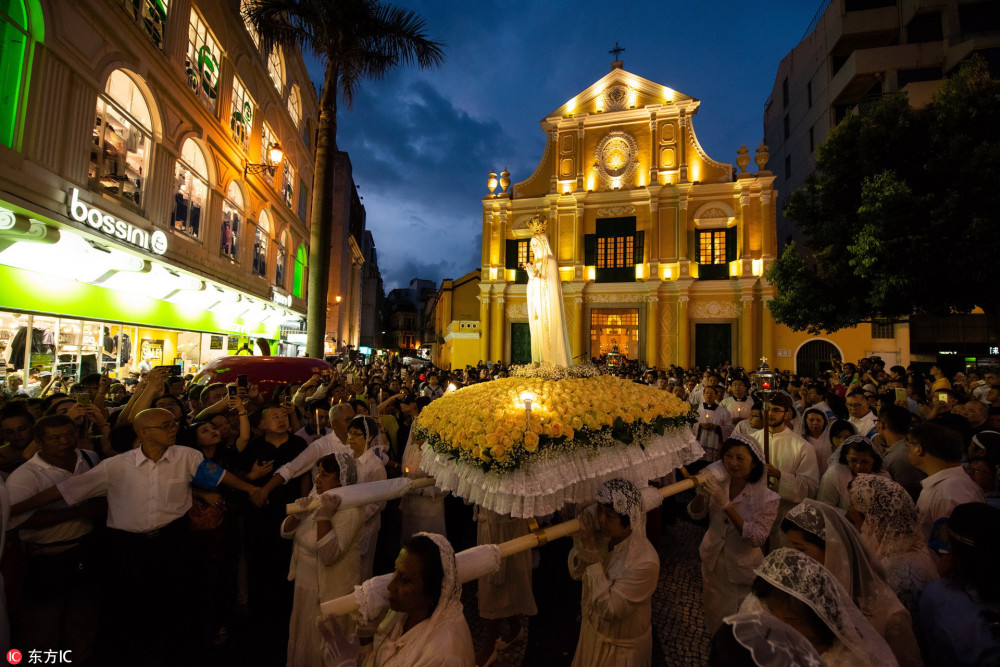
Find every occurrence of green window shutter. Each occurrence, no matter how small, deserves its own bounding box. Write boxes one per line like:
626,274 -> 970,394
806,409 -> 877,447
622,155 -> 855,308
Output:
584,234 -> 597,265
505,239 -> 518,270
725,226 -> 738,263
633,230 -> 645,265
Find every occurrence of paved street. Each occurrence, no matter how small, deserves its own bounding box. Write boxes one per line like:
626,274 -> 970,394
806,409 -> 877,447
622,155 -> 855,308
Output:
465,492 -> 712,667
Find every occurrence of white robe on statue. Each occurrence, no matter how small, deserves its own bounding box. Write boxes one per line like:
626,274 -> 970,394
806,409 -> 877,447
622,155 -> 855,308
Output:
525,233 -> 573,367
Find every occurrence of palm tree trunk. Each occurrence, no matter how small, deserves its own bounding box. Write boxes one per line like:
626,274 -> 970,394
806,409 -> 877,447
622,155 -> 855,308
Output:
306,59 -> 339,358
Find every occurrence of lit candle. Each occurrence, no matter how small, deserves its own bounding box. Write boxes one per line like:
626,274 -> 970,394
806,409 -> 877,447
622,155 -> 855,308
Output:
520,391 -> 535,428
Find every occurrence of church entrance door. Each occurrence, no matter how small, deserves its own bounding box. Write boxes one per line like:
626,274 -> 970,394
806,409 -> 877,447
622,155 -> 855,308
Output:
510,322 -> 531,365
695,323 -> 731,369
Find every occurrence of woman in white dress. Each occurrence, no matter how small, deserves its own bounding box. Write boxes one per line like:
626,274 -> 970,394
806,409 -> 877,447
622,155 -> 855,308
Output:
740,548 -> 898,666
780,499 -> 922,666
818,435 -> 889,510
847,474 -> 939,617
347,415 -> 387,582
687,434 -> 780,632
282,452 -> 365,667
365,532 -> 475,667
568,478 -> 659,667
798,407 -> 832,476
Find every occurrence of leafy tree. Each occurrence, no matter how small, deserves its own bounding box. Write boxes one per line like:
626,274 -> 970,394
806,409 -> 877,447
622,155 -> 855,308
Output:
244,0 -> 444,357
766,57 -> 1000,334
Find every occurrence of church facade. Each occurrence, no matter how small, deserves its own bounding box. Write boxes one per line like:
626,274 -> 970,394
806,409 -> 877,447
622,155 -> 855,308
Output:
476,65 -> 909,375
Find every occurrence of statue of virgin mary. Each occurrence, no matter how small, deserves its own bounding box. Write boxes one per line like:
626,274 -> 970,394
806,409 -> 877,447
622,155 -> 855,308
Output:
524,216 -> 573,366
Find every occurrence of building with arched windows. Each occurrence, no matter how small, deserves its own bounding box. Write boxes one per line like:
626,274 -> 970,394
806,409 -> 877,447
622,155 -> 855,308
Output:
476,64 -> 911,376
0,0 -> 328,374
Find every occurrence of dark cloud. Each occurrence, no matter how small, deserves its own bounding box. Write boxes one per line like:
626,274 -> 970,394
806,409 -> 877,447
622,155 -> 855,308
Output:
305,2 -> 820,291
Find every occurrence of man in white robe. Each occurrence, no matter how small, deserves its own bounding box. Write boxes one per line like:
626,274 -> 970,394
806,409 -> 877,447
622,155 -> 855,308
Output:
693,385 -> 733,462
752,394 -> 820,547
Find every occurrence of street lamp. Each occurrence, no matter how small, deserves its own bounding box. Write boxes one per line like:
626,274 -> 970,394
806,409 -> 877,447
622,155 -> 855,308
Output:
244,142 -> 284,179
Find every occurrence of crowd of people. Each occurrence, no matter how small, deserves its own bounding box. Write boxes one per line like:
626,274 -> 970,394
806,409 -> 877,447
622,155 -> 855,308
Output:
0,353 -> 996,666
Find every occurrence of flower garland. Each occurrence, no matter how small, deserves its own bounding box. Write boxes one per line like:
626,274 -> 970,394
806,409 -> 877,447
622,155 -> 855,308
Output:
413,375 -> 697,474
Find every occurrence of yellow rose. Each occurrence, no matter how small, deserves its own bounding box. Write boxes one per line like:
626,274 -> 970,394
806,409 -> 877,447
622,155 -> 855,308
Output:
523,431 -> 540,452
549,422 -> 564,438
570,416 -> 583,431
491,444 -> 507,461
563,427 -> 575,441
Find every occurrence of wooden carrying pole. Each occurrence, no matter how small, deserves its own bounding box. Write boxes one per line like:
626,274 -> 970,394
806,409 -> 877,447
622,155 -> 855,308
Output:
285,477 -> 437,515
319,473 -> 708,619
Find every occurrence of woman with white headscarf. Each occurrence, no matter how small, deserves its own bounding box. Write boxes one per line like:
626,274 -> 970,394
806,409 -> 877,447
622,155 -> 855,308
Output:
848,474 -> 938,617
740,547 -> 898,666
569,478 -> 659,666
282,452 -> 365,667
818,435 -> 890,510
366,532 -> 475,666
524,220 -> 572,366
781,499 -> 921,667
687,434 -> 780,632
709,612 -> 823,666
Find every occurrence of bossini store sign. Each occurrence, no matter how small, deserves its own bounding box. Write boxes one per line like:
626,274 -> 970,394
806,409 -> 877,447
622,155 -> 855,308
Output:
67,189 -> 168,255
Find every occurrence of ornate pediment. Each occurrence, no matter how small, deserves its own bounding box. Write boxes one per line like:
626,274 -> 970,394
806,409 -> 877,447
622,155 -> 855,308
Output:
544,68 -> 698,120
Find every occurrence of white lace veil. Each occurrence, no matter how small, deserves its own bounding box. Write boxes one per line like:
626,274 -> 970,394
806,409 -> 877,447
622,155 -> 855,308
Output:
783,499 -> 896,624
596,477 -> 646,535
826,434 -> 883,470
333,451 -> 358,486
847,474 -> 923,560
752,548 -> 896,666
596,478 -> 647,580
721,612 -> 824,667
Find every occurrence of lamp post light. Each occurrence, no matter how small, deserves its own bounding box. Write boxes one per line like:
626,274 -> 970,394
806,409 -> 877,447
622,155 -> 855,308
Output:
749,358 -> 777,465
244,142 -> 284,179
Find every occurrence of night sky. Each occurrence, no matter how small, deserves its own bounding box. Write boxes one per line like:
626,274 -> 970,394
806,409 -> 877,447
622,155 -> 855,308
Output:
304,1 -> 823,291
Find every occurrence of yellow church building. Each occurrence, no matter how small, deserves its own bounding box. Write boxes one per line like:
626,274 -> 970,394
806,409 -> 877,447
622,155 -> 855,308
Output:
443,65 -> 910,375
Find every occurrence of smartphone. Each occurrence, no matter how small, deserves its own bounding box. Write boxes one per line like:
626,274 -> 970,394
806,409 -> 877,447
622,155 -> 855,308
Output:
157,364 -> 182,376
75,392 -> 91,406
894,388 -> 907,403
227,385 -> 237,397
938,392 -> 948,403
237,374 -> 248,389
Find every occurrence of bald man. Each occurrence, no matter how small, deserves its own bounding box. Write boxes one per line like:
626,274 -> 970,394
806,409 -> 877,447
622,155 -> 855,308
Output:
10,408 -> 257,664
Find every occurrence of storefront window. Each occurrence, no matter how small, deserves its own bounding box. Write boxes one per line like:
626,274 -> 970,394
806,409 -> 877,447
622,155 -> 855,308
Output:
260,122 -> 276,184
293,243 -> 306,298
240,0 -> 259,47
185,8 -> 221,111
172,138 -> 209,239
230,75 -> 254,153
0,0 -> 32,148
282,161 -> 295,209
275,231 -> 288,288
287,84 -> 301,128
221,182 -> 243,262
252,210 -> 269,278
89,69 -> 153,210
267,47 -> 283,94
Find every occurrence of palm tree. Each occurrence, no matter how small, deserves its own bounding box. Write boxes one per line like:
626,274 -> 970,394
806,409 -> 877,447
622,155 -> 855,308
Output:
243,0 -> 444,358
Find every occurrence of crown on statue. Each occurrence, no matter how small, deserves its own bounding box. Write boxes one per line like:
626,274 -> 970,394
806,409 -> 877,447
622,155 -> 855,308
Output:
527,215 -> 548,236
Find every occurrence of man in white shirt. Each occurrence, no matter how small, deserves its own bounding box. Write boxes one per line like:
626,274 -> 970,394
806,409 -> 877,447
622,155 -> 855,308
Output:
908,421 -> 986,540
7,414 -> 104,662
752,393 -> 820,547
10,408 -> 257,665
845,389 -> 877,439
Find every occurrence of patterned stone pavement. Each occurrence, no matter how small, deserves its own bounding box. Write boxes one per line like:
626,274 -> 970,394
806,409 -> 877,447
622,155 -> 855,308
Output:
463,495 -> 712,667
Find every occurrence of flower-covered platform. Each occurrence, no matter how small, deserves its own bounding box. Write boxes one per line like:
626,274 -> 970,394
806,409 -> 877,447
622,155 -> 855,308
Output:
413,366 -> 703,517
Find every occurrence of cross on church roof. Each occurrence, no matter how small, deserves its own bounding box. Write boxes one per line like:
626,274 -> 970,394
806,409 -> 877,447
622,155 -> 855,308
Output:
609,42 -> 625,60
